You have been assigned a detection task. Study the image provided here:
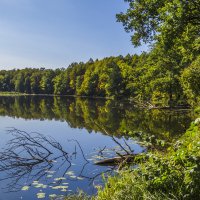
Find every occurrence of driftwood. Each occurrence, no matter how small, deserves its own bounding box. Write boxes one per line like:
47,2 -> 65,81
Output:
135,101 -> 191,110
90,120 -> 139,166
95,154 -> 135,166
151,105 -> 191,110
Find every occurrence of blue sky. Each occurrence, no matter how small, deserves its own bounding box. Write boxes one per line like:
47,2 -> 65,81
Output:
0,0 -> 147,69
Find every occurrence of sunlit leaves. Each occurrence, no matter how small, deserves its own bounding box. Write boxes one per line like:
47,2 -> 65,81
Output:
117,0 -> 200,47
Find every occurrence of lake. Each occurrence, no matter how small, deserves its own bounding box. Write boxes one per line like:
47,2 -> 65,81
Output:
0,96 -> 194,200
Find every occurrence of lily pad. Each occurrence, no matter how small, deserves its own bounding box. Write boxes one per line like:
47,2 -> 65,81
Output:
21,186 -> 30,191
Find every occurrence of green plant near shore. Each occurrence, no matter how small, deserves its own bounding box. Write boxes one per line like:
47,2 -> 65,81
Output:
96,120 -> 200,200
194,107 -> 200,115
62,118 -> 200,200
63,192 -> 91,200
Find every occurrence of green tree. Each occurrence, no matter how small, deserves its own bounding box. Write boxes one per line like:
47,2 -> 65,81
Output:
30,72 -> 42,94
24,76 -> 31,94
15,73 -> 25,93
104,62 -> 123,97
180,56 -> 200,105
40,70 -> 55,94
53,74 -> 66,95
117,0 -> 200,47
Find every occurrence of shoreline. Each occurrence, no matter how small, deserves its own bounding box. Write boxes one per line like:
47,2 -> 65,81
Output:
0,92 -> 192,110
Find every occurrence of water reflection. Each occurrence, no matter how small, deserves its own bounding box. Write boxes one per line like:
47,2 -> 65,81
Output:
0,96 -> 194,199
0,128 -> 136,199
0,96 -> 194,140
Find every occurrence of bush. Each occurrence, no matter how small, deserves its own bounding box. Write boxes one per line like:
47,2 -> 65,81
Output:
96,122 -> 200,200
64,191 -> 91,200
194,107 -> 200,115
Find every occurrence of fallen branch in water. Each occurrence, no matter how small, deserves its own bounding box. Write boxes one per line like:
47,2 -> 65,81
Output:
94,154 -> 136,166
95,152 -> 148,168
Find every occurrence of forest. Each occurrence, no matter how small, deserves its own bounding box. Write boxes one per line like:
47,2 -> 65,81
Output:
0,2 -> 200,108
0,50 -> 199,107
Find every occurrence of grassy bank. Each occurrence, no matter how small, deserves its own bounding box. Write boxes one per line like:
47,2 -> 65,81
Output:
96,119 -> 200,200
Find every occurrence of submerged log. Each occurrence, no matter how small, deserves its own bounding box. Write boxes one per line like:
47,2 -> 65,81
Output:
95,155 -> 135,166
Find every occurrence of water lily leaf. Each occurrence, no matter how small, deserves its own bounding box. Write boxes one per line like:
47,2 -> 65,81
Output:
54,177 -> 66,181
32,181 -> 39,185
45,170 -> 56,174
70,175 -> 76,179
66,171 -> 74,176
37,192 -> 45,199
34,183 -> 47,189
77,177 -> 84,180
49,194 -> 57,198
21,186 -> 30,191
52,185 -> 68,190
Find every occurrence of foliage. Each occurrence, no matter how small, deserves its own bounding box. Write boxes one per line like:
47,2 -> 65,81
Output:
194,107 -> 200,115
116,0 -> 200,48
0,51 -> 195,107
180,56 -> 200,105
116,0 -> 200,106
97,121 -> 200,200
64,192 -> 91,200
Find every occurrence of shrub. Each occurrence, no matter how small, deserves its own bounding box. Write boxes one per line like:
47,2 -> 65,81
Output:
96,122 -> 200,200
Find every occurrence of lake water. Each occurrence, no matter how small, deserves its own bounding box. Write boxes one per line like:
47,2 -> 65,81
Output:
0,96 -> 194,200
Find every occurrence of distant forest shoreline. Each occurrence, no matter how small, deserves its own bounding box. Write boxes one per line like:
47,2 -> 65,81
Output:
0,91 -> 115,100
0,53 -> 199,109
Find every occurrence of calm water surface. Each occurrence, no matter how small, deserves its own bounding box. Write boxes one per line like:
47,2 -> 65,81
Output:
0,96 -> 194,200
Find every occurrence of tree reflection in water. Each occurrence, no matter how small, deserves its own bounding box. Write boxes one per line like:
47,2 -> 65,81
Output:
0,96 -> 194,198
0,96 -> 194,140
0,128 -> 135,195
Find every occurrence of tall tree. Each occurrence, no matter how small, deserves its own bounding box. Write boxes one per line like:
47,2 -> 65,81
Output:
15,73 -> 25,93
117,0 -> 200,48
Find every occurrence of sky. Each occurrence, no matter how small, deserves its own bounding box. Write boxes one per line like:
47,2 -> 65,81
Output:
0,0 -> 148,69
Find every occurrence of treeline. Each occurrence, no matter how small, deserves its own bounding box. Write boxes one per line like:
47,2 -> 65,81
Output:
0,52 -> 199,107
0,0 -> 200,108
0,54 -> 143,98
0,96 -> 193,140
